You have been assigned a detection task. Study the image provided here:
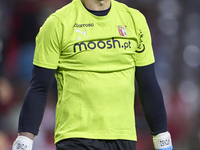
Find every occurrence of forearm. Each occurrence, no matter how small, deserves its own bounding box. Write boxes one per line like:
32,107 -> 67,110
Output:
18,85 -> 48,135
136,64 -> 168,135
18,65 -> 56,135
138,83 -> 168,135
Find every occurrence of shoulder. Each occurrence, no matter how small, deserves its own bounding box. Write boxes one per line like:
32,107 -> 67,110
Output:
112,0 -> 147,26
49,0 -> 80,21
113,0 -> 143,17
40,0 -> 80,29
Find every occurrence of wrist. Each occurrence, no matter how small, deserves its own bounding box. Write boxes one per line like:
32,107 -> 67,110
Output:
17,135 -> 33,143
153,131 -> 173,150
18,132 -> 35,140
12,135 -> 33,150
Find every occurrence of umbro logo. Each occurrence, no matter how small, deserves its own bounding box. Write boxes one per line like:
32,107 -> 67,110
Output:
74,23 -> 94,28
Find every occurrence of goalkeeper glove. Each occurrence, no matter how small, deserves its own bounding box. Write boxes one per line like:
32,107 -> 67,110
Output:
12,136 -> 33,150
153,131 -> 173,150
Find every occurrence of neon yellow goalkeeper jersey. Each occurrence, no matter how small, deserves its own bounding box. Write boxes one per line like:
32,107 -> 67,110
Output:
33,0 -> 155,144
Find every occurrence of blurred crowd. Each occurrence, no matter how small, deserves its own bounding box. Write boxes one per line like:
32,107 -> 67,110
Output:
0,0 -> 200,149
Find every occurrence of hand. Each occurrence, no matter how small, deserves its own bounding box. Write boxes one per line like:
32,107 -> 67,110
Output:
153,131 -> 173,150
12,136 -> 33,150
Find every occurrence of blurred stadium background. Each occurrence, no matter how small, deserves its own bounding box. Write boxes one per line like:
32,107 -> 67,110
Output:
0,0 -> 200,149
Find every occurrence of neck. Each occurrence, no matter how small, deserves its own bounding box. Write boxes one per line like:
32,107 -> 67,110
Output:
81,0 -> 111,11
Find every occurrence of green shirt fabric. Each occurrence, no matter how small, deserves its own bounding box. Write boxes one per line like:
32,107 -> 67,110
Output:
33,0 -> 155,144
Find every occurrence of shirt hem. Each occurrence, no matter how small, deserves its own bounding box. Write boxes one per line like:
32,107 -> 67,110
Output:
33,61 -> 58,69
54,133 -> 137,144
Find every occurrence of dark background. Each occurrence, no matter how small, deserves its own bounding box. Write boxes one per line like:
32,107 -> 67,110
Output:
0,0 -> 200,149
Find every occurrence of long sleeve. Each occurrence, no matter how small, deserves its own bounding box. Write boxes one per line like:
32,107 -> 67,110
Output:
135,63 -> 168,135
18,65 -> 56,135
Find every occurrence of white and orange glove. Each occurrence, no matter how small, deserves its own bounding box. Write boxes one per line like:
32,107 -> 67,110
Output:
153,131 -> 173,150
12,136 -> 33,150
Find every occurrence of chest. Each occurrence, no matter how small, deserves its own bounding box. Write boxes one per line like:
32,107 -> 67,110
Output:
58,14 -> 138,71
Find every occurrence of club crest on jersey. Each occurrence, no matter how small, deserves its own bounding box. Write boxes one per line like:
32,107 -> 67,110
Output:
117,25 -> 127,37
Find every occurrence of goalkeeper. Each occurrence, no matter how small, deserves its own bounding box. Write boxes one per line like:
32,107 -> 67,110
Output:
12,0 -> 173,149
